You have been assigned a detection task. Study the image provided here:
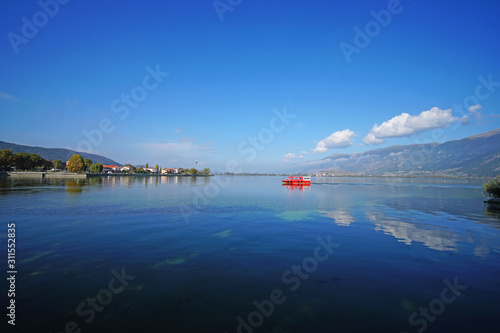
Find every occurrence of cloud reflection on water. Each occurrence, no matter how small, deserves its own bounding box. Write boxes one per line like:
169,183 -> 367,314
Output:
321,210 -> 355,226
320,204 -> 499,258
366,210 -> 460,252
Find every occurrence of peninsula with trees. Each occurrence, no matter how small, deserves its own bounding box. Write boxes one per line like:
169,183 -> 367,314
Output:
0,149 -> 210,178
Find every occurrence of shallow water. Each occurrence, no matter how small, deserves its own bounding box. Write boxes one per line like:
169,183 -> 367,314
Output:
1,175 -> 499,332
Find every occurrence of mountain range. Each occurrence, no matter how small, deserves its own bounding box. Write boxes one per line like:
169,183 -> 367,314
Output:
288,129 -> 500,177
2,129 -> 500,176
0,141 -> 121,166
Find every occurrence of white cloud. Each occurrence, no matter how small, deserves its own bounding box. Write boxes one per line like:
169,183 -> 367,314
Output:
363,133 -> 385,145
283,153 -> 297,162
178,137 -> 194,143
363,107 -> 459,145
174,129 -> 182,133
0,91 -> 17,101
313,129 -> 356,153
466,105 -> 500,120
468,104 -> 482,114
460,115 -> 471,125
298,150 -> 308,158
142,139 -> 213,159
468,104 -> 483,120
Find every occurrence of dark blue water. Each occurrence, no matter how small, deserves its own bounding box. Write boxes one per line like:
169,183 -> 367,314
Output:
1,175 -> 499,332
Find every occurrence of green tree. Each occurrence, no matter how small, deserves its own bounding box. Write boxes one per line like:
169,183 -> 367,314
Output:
66,154 -> 85,173
12,152 -> 32,170
42,159 -> 53,170
155,164 -> 159,172
484,177 -> 500,198
189,168 -> 198,175
202,168 -> 211,175
29,153 -> 43,170
10,153 -> 22,170
52,159 -> 64,170
0,149 -> 13,170
90,163 -> 103,173
145,163 -> 149,169
136,167 -> 145,174
84,158 -> 93,171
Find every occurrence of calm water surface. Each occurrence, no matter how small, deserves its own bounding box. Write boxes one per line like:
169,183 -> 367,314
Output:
1,175 -> 500,332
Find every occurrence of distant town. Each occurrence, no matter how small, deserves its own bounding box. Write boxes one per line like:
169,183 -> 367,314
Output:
0,149 -> 210,175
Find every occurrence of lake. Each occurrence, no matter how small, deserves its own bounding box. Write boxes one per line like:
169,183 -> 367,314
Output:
1,175 -> 500,333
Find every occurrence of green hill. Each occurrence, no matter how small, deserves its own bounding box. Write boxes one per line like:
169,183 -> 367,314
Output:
0,141 -> 122,166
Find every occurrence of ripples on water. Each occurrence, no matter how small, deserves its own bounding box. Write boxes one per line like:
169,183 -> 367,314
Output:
1,175 -> 499,332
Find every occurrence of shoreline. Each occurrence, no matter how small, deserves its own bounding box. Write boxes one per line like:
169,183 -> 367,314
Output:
0,172 -> 492,180
86,173 -> 213,177
0,172 -> 213,179
1,172 -> 86,179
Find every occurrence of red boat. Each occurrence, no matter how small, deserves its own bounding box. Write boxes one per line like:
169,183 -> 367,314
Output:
282,176 -> 311,186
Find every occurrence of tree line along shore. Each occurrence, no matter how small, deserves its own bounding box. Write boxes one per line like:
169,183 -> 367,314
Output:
0,148 -> 497,200
0,149 -> 210,176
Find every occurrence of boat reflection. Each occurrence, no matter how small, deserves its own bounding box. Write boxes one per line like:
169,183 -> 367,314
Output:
283,185 -> 311,190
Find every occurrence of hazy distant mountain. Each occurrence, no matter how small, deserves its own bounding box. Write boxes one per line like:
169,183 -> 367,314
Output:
0,141 -> 121,166
288,129 -> 500,177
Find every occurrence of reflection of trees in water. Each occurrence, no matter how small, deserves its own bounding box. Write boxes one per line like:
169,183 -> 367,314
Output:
87,177 -> 103,186
65,179 -> 86,194
93,175 -> 186,187
41,178 -> 59,186
59,174 -> 210,190
485,204 -> 500,221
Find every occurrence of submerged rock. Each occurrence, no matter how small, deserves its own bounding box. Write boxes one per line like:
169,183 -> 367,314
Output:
485,198 -> 500,204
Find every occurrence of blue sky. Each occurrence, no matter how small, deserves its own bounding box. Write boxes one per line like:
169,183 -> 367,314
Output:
1,0 -> 499,172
